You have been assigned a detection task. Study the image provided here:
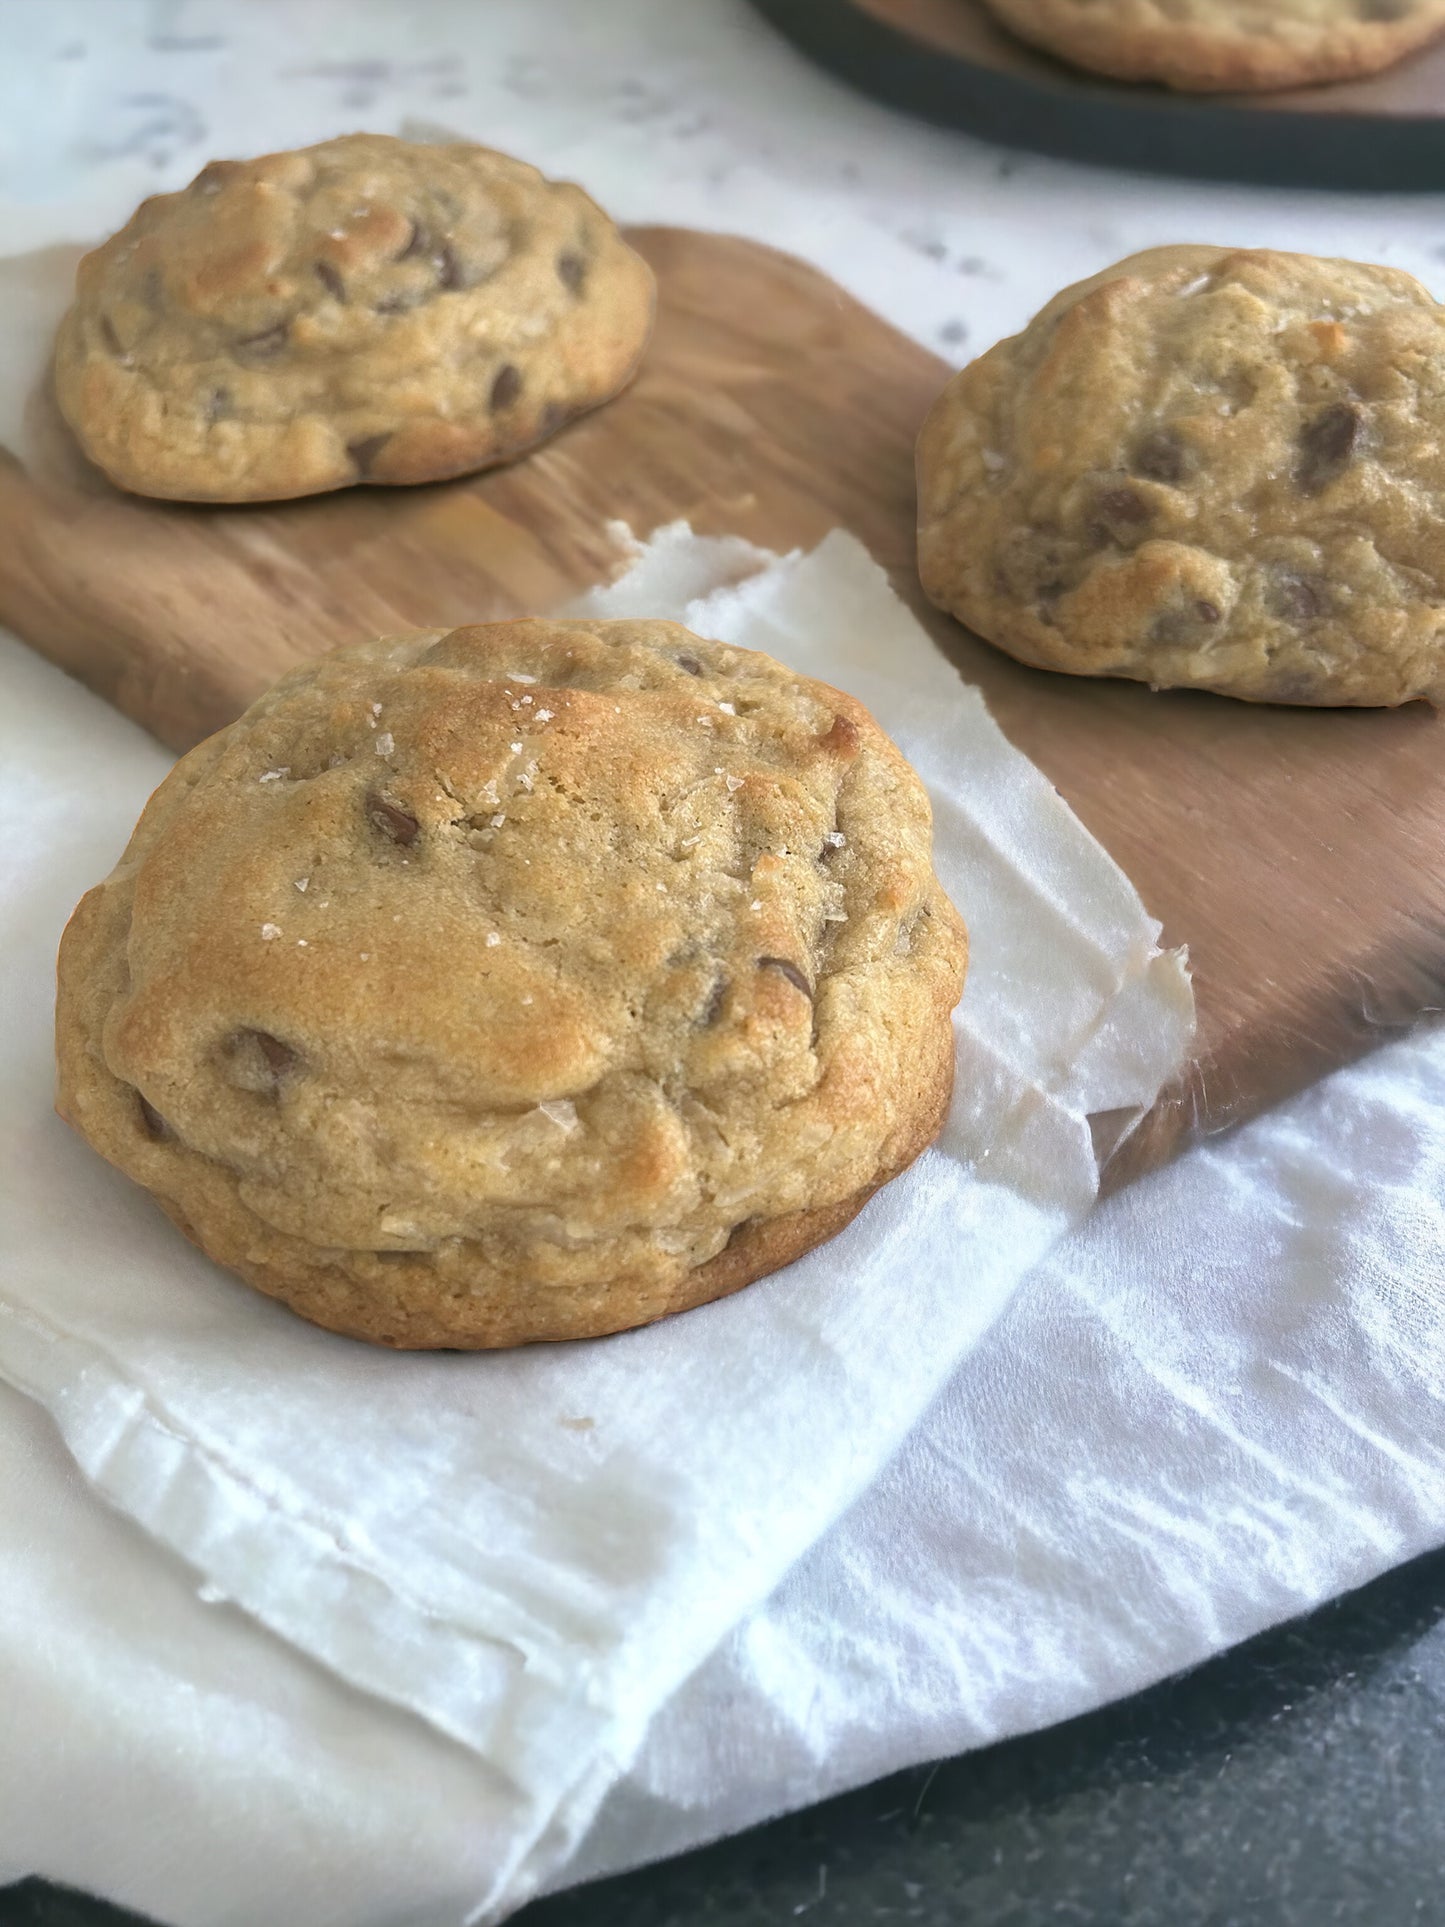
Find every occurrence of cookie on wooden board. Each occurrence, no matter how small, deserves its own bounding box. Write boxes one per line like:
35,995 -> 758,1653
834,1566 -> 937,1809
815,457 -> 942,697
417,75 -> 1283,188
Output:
917,245 -> 1445,706
53,133 -> 655,503
56,618 -> 967,1349
979,0 -> 1445,92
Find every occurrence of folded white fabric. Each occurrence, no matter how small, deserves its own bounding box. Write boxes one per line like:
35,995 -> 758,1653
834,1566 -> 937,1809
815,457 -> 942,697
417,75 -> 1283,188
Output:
6,1018 -> 1443,1924
0,529 -> 1190,1920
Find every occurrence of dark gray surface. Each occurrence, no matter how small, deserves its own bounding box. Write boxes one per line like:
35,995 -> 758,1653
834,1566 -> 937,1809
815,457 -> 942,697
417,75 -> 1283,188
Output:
7,1542 -> 1445,1926
749,0 -> 1445,191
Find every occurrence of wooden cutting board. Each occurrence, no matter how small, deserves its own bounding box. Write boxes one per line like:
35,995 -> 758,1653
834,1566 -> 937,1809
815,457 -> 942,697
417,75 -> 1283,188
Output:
751,0 -> 1445,190
2,225 -> 1442,1185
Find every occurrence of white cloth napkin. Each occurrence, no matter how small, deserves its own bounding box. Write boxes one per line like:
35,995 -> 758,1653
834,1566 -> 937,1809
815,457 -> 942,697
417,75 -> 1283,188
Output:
0,527 -> 1190,1920
6,1014 -> 1443,1923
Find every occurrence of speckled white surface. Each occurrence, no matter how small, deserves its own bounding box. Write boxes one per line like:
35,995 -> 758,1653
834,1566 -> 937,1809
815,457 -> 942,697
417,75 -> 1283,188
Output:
5,9 -> 1445,1926
5,0 -> 1445,368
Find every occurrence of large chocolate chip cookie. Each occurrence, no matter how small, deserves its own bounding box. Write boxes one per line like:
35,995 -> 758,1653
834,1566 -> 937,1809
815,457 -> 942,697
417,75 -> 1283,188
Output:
54,133 -> 655,502
56,618 -> 967,1348
918,246 -> 1445,706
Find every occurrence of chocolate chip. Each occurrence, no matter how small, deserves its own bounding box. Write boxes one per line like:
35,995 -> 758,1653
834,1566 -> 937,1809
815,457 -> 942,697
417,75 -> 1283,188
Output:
1132,429 -> 1190,485
1097,485 -> 1150,526
136,1092 -> 170,1139
205,386 -> 231,423
758,956 -> 813,999
367,793 -> 419,844
250,1031 -> 299,1076
1151,600 -> 1222,645
435,244 -> 463,291
677,653 -> 704,676
348,432 -> 391,476
397,220 -> 428,260
1267,571 -> 1328,622
235,322 -> 289,357
996,529 -> 1071,607
701,976 -> 728,1026
1296,402 -> 1360,494
557,250 -> 587,294
223,1028 -> 300,1096
490,363 -> 523,412
314,260 -> 346,302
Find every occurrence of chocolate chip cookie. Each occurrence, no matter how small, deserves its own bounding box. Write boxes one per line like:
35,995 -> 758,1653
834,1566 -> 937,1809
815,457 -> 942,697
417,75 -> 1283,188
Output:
53,134 -> 655,502
980,0 -> 1445,91
56,618 -> 967,1348
917,246 -> 1445,707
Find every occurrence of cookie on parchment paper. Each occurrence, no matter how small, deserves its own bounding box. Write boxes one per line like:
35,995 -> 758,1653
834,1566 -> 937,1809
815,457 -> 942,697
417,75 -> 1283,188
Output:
56,618 -> 967,1349
917,245 -> 1445,706
54,133 -> 655,503
980,0 -> 1445,92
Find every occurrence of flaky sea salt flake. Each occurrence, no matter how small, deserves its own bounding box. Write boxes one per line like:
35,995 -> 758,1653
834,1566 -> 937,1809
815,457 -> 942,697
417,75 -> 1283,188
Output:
260,923 -> 281,940
374,732 -> 395,757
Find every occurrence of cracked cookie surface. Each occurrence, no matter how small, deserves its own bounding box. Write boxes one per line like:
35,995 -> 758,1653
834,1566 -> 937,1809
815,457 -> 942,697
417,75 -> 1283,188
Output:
917,246 -> 1445,706
980,0 -> 1445,91
56,618 -> 967,1349
54,133 -> 655,502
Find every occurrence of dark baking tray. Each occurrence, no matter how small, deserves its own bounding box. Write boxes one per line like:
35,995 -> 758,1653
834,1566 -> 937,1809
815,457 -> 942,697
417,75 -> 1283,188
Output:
751,0 -> 1445,190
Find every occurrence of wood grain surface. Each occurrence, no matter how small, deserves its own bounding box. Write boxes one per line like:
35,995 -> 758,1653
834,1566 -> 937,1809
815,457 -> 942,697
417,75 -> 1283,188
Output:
2,225 -> 1442,1183
752,0 -> 1445,189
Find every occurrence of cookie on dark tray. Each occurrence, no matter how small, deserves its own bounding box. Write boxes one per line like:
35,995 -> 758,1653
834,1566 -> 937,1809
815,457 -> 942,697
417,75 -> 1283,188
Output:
980,0 -> 1445,92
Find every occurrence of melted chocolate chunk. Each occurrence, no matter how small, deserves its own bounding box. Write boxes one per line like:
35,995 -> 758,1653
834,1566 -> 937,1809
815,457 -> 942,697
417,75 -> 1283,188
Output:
1296,403 -> 1361,494
557,250 -> 587,294
1096,485 -> 1151,528
249,1031 -> 299,1076
758,956 -> 813,999
490,363 -> 523,412
1267,570 -> 1328,621
235,322 -> 289,358
367,793 -> 419,845
348,433 -> 392,476
1132,429 -> 1190,485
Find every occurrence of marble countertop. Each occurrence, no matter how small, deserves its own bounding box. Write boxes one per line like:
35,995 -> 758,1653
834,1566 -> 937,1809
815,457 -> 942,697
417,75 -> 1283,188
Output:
5,0 -> 1445,368
6,10 -> 1445,1927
